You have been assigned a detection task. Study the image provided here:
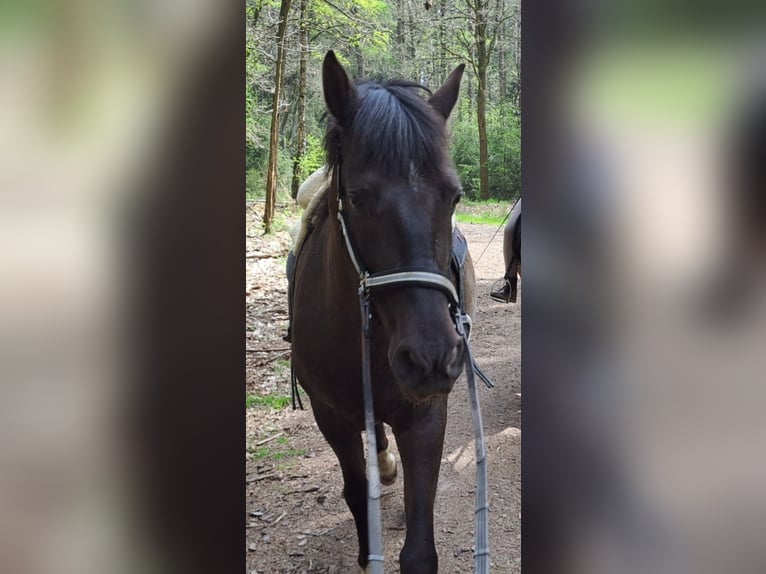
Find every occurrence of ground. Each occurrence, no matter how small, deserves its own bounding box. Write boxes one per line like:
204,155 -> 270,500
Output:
246,202 -> 520,574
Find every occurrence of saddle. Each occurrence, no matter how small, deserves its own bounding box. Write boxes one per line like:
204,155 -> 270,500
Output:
449,227 -> 470,322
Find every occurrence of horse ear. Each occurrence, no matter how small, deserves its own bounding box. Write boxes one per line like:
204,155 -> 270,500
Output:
322,51 -> 357,127
429,64 -> 465,120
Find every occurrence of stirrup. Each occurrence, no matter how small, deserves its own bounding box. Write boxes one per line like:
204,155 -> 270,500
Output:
490,278 -> 511,303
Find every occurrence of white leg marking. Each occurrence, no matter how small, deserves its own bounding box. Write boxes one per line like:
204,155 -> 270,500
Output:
378,448 -> 397,486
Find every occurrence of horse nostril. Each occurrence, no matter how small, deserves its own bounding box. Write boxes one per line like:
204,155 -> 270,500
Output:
392,340 -> 465,387
442,340 -> 465,379
403,349 -> 430,378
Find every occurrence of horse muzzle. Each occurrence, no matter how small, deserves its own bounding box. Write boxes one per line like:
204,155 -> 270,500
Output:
389,336 -> 465,400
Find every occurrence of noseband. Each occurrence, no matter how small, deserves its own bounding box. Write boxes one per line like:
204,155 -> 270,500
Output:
333,154 -> 490,574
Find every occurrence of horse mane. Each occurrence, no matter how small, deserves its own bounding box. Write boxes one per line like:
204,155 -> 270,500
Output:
324,79 -> 447,175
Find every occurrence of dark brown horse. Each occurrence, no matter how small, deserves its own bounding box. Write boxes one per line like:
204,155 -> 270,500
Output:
291,52 -> 476,573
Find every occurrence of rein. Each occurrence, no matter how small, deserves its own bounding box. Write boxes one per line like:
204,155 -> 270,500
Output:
334,157 -> 491,574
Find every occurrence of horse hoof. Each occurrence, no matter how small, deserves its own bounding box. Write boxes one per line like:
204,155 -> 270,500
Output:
378,449 -> 397,485
359,567 -> 369,574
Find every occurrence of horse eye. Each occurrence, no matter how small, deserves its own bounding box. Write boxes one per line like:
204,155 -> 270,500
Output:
451,192 -> 463,211
346,188 -> 374,211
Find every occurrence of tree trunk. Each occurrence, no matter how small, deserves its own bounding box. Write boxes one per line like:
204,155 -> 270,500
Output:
513,8 -> 521,109
498,12 -> 507,100
354,47 -> 364,78
406,0 -> 416,62
264,0 -> 292,234
476,0 -> 490,199
290,0 -> 308,199
396,0 -> 415,73
251,0 -> 265,28
477,76 -> 489,199
437,0 -> 447,80
396,0 -> 405,60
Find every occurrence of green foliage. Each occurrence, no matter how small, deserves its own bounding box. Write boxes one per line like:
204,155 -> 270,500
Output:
451,103 -> 482,197
246,393 -> 291,410
297,134 -> 326,181
246,153 -> 295,202
487,103 -> 522,201
274,358 -> 290,374
247,0 -> 522,204
451,101 -> 521,201
271,206 -> 302,235
245,16 -> 269,163
455,211 -> 506,227
250,444 -> 307,461
246,168 -> 264,200
455,199 -> 510,226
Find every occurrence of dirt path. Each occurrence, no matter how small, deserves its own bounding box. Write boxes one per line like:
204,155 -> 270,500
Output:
246,207 -> 520,574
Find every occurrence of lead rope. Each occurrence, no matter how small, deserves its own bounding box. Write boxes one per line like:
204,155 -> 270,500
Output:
456,311 -> 491,574
358,295 -> 489,574
355,272 -> 490,574
472,195 -> 520,267
360,290 -> 385,574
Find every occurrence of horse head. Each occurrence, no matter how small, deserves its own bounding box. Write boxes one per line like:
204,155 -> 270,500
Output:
322,51 -> 467,401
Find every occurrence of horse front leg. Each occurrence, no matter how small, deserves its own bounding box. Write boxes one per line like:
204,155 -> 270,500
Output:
393,400 -> 448,574
312,403 -> 370,572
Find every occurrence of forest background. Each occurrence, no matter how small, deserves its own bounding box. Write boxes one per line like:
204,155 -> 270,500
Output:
247,0 -> 521,232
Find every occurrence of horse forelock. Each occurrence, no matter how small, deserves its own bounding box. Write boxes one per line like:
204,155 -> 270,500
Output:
324,79 -> 448,176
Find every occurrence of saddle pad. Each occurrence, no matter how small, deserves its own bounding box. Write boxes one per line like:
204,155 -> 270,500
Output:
451,227 -> 468,270
292,166 -> 331,255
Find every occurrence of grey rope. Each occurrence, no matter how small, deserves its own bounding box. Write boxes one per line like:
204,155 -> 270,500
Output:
473,196 -> 519,267
360,293 -> 385,574
457,313 -> 490,574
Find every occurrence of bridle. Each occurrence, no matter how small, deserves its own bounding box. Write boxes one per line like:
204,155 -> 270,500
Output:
333,152 -> 491,574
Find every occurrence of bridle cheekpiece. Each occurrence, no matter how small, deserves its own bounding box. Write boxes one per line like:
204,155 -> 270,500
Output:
334,153 -> 462,317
